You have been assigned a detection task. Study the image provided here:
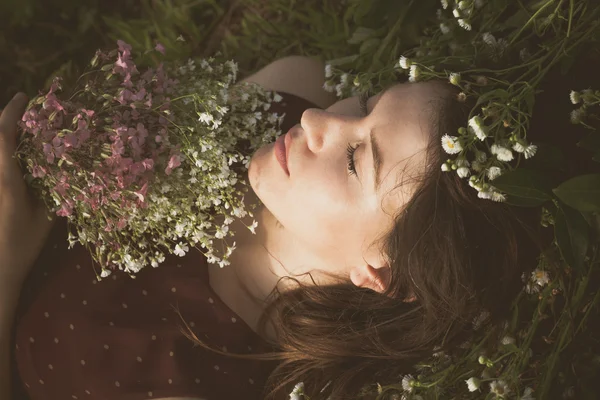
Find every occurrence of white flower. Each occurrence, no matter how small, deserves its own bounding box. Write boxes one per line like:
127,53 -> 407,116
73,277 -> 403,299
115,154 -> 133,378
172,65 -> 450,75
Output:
466,377 -> 481,392
409,64 -> 420,82
401,374 -> 416,393
532,269 -> 550,287
570,90 -> 581,104
198,112 -> 214,125
323,80 -> 336,93
468,116 -> 488,140
491,191 -> 506,202
100,268 -> 112,278
501,335 -> 516,345
525,282 -> 541,294
475,150 -> 488,163
441,134 -> 463,154
174,242 -> 189,257
398,56 -> 411,69
524,144 -> 537,159
570,108 -> 585,124
440,22 -> 451,34
289,382 -> 304,400
490,380 -> 510,397
449,72 -> 461,86
453,9 -> 461,18
457,167 -> 471,178
441,0 -> 449,9
491,144 -> 514,162
512,141 -> 526,153
482,32 -> 497,46
325,64 -> 333,78
458,0 -> 469,9
458,19 -> 472,30
441,162 -> 451,172
520,387 -> 535,400
487,166 -> 502,180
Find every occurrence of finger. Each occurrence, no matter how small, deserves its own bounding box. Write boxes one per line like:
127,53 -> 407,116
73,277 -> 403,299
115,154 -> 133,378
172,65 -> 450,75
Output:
0,93 -> 28,148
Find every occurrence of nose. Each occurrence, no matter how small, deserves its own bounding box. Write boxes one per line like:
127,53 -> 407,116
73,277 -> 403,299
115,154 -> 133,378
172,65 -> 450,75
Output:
300,108 -> 360,153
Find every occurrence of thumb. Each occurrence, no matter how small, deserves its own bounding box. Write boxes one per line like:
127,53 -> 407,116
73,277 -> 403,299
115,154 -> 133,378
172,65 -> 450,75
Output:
0,92 -> 28,153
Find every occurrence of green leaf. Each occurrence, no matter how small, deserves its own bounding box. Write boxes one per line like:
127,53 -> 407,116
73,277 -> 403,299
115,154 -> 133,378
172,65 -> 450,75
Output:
492,169 -> 554,207
347,27 -> 377,44
325,54 -> 360,66
553,174 -> 600,212
359,37 -> 381,54
554,204 -> 589,271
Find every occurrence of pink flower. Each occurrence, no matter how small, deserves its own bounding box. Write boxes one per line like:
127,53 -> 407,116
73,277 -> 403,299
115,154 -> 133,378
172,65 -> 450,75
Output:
155,43 -> 166,55
134,182 -> 149,203
56,202 -> 73,217
165,153 -> 182,175
142,158 -> 154,170
32,165 -> 47,178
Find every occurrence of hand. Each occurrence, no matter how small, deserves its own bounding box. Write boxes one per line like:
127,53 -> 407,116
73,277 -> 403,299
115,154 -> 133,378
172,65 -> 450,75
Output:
0,93 -> 56,286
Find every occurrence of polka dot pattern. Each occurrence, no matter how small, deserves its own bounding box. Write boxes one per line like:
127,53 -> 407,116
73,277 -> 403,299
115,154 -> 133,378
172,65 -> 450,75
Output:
12,91 -> 314,400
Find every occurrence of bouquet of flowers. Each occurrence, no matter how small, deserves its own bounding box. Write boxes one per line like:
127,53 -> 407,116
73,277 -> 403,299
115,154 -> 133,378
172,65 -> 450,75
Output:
15,40 -> 285,279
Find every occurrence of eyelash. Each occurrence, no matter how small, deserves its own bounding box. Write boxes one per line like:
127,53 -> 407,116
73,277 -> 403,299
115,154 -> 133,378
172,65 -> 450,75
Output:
346,91 -> 370,177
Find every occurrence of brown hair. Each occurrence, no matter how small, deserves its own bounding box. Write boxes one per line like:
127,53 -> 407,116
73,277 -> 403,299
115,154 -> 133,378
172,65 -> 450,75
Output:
179,79 -> 552,399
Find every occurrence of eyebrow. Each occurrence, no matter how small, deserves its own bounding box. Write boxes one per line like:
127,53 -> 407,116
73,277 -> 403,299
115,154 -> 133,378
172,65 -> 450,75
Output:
366,85 -> 393,194
370,130 -> 383,193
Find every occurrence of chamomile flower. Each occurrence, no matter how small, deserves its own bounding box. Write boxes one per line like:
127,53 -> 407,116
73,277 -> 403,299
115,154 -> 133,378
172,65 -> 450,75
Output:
490,380 -> 510,397
570,90 -> 581,104
487,166 -> 503,180
441,134 -> 463,154
409,64 -> 421,82
402,374 -> 416,393
468,116 -> 488,140
398,56 -> 411,69
465,377 -> 481,392
523,144 -> 538,159
491,144 -> 514,162
532,269 -> 550,287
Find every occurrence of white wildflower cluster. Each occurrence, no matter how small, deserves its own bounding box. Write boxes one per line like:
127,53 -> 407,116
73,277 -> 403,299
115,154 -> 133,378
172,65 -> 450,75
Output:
438,112 -> 538,202
440,0 -> 473,31
396,56 -> 421,82
523,268 -> 551,294
569,88 -> 599,126
322,63 -> 354,98
88,57 -> 285,277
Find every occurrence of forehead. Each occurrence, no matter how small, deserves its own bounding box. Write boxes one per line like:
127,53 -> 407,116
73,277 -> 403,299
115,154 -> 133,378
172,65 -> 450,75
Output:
368,82 -> 441,213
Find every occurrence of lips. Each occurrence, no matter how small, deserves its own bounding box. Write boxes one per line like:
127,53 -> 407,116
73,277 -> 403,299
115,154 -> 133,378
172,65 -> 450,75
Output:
284,129 -> 292,173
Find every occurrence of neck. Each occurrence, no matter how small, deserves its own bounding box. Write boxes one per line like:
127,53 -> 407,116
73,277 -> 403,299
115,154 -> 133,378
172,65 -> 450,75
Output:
212,178 -> 331,307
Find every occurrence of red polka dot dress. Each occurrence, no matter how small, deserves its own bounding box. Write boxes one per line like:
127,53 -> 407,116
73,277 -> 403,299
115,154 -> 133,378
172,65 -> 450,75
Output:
11,92 -> 319,400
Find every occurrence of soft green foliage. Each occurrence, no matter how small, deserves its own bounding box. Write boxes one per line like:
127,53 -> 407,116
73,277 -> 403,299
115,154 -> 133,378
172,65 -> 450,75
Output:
3,0 -> 600,399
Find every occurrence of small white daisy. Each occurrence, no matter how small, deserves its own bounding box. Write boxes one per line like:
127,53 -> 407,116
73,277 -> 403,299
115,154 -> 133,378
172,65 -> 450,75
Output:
487,166 -> 502,180
524,144 -> 537,159
570,90 -> 581,104
465,377 -> 481,392
491,191 -> 507,202
441,0 -> 449,9
490,380 -> 510,397
409,64 -> 421,82
491,144 -> 514,162
468,116 -> 488,140
532,269 -> 550,287
401,374 -> 416,393
325,64 -> 333,78
457,167 -> 471,178
449,72 -> 461,86
458,19 -> 472,31
398,56 -> 411,70
441,134 -> 463,154
501,335 -> 516,345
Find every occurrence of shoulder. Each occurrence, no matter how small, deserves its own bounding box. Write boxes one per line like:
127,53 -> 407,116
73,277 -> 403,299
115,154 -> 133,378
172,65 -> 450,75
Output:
239,55 -> 338,109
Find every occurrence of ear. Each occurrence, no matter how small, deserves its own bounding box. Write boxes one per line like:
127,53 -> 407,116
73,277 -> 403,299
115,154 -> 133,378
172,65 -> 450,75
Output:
350,264 -> 391,293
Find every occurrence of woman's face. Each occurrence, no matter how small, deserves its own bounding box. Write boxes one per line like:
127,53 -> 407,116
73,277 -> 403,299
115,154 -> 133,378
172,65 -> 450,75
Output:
247,81 -> 445,290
